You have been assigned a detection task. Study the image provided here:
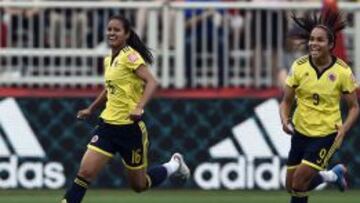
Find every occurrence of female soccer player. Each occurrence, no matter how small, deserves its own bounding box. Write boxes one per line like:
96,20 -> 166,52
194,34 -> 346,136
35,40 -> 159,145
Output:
61,15 -> 190,203
280,11 -> 359,203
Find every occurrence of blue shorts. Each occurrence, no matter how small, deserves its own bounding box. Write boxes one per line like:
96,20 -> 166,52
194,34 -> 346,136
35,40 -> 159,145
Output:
286,130 -> 337,170
87,119 -> 149,170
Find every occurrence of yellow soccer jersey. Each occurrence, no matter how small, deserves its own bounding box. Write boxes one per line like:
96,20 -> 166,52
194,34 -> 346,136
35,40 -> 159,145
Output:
100,46 -> 146,125
286,55 -> 358,137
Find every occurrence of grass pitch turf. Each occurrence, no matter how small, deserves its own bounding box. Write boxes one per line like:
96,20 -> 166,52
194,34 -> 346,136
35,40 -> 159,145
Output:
0,189 -> 359,203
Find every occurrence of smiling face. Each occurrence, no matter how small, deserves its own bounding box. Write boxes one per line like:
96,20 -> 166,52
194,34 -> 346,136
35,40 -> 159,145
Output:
106,18 -> 129,49
308,27 -> 333,60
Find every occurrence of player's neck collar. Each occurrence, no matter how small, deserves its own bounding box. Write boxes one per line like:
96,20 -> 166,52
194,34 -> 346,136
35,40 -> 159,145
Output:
111,44 -> 129,57
309,55 -> 336,79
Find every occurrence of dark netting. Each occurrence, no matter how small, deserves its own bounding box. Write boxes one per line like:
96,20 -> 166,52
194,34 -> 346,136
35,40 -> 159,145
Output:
1,98 -> 358,188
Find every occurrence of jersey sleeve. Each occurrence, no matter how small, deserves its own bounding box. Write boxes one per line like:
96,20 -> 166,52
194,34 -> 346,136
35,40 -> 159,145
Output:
285,61 -> 299,88
124,50 -> 146,71
341,68 -> 358,93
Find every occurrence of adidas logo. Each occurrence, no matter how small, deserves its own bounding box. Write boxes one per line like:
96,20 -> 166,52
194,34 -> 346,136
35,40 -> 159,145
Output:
0,98 -> 45,157
0,98 -> 65,189
194,99 -> 290,190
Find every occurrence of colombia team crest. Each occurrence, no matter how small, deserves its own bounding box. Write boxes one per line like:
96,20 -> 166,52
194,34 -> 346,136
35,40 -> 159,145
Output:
91,135 -> 99,143
328,73 -> 336,82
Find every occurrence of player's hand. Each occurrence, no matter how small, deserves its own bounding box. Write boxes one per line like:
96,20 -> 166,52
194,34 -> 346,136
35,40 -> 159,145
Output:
335,124 -> 346,148
129,107 -> 144,121
77,108 -> 92,120
282,119 -> 294,135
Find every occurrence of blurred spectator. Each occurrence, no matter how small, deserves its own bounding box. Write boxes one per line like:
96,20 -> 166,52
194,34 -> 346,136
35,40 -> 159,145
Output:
94,0 -> 138,51
221,0 -> 248,75
184,0 -> 225,87
250,0 -> 288,48
0,7 -> 7,47
250,0 -> 289,87
0,23 -> 6,47
135,0 -> 171,44
136,0 -> 196,50
278,25 -> 307,87
48,7 -> 88,48
2,0 -> 42,47
225,0 -> 246,49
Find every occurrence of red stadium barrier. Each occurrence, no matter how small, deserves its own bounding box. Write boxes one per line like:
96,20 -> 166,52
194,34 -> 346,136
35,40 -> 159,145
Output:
0,87 -> 283,98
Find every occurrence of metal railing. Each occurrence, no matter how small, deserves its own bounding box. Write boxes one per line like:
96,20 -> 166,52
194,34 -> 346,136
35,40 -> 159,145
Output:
1,1 -> 360,88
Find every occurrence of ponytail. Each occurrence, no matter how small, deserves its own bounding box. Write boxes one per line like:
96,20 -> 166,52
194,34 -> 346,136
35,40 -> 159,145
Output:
128,30 -> 154,65
290,9 -> 346,46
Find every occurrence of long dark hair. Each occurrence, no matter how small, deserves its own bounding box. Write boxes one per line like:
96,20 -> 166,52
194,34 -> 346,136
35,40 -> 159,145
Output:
290,9 -> 346,49
109,15 -> 154,65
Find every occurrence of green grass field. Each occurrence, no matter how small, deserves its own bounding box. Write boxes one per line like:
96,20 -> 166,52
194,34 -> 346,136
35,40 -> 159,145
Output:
0,189 -> 359,203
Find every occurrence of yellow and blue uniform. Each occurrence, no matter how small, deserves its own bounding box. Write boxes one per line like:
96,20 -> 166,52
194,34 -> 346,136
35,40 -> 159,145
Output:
88,46 -> 149,170
100,46 -> 145,125
286,55 -> 358,170
286,55 -> 357,137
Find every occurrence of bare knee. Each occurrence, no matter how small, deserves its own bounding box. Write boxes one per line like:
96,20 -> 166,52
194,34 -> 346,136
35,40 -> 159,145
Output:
286,169 -> 295,193
285,182 -> 292,193
130,182 -> 147,193
285,173 -> 293,193
77,167 -> 97,182
292,172 -> 310,191
127,169 -> 148,193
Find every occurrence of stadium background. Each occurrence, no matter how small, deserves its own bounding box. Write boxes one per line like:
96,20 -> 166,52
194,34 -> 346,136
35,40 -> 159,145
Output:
1,0 -> 360,203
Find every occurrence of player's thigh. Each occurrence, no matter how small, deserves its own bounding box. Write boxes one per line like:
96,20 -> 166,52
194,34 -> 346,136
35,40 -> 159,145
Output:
286,131 -> 307,191
302,133 -> 337,170
116,121 -> 149,171
292,164 -> 318,190
78,149 -> 111,181
286,168 -> 296,192
78,120 -> 116,181
287,131 -> 307,168
115,121 -> 149,191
